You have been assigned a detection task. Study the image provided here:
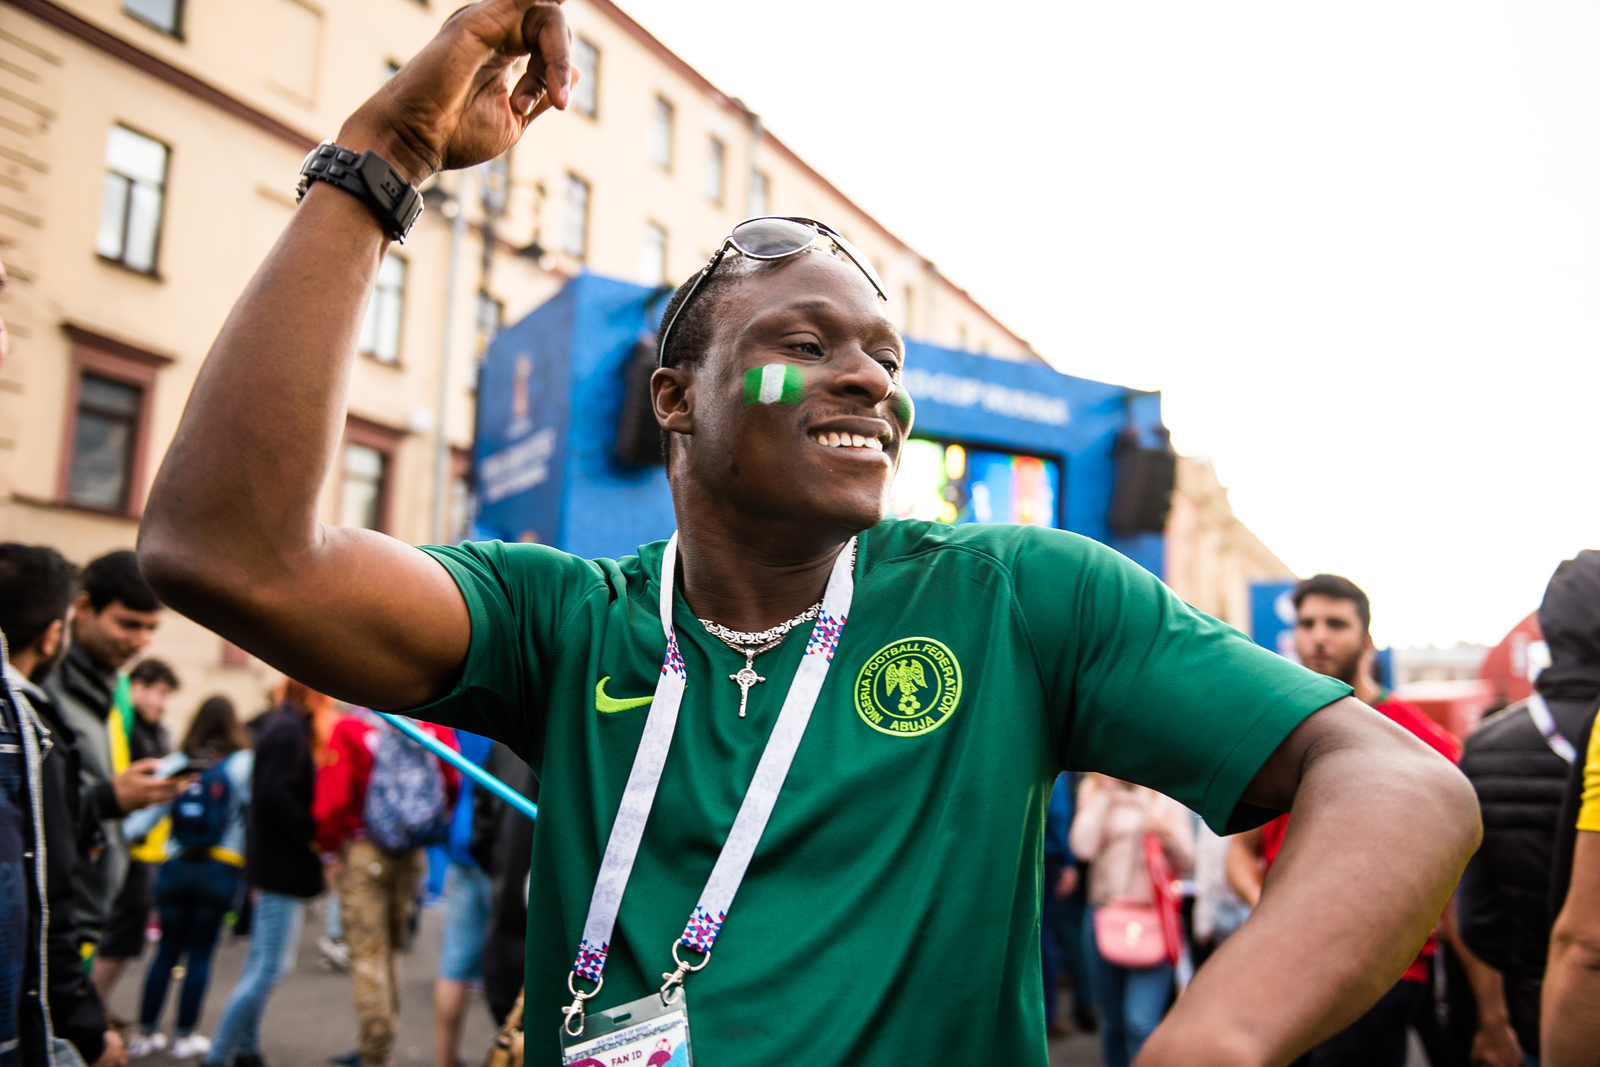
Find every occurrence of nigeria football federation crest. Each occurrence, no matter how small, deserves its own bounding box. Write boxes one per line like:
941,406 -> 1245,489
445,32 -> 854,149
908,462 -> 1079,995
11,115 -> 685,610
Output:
854,637 -> 963,737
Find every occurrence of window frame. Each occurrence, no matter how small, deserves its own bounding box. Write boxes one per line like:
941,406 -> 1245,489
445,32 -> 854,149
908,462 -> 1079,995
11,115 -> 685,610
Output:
748,169 -> 771,218
571,37 -> 600,119
649,95 -> 675,171
357,250 -> 407,366
561,172 -> 591,260
56,325 -> 169,518
704,136 -> 726,204
96,123 -> 171,277
339,415 -> 403,535
122,0 -> 185,39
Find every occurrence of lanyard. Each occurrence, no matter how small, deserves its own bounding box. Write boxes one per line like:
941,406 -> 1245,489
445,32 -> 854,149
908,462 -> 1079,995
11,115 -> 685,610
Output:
1527,693 -> 1577,763
563,532 -> 856,1034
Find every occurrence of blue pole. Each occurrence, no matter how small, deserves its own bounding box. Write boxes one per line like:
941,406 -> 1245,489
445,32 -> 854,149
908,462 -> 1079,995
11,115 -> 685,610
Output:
376,712 -> 539,823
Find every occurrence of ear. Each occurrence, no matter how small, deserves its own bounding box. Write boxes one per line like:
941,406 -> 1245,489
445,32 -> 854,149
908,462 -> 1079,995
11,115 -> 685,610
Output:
35,618 -> 64,661
72,590 -> 93,615
652,364 -> 695,437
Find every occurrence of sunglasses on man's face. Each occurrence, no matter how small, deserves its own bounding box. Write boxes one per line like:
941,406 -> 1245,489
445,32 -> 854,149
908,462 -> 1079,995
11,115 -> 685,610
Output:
656,216 -> 888,366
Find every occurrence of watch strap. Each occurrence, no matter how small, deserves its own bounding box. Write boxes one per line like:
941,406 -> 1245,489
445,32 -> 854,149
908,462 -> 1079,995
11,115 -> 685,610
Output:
297,143 -> 424,242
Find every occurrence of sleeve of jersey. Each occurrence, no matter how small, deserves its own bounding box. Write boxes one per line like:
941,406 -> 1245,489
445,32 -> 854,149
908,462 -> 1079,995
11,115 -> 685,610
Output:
1012,529 -> 1350,833
1578,719 -> 1600,834
405,540 -> 600,767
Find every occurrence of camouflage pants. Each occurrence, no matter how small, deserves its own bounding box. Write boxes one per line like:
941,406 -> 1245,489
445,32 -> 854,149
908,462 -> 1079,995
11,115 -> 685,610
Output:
337,837 -> 424,1067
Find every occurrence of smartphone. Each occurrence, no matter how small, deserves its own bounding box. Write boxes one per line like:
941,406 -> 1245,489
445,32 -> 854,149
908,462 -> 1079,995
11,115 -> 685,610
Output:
154,752 -> 191,778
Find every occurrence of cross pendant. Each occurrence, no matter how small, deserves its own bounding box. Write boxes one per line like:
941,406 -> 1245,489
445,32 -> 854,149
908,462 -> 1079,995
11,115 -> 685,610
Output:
729,652 -> 765,718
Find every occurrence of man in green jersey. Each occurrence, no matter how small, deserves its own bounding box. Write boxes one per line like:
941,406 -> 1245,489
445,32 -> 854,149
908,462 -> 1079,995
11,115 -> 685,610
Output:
138,3 -> 1480,1065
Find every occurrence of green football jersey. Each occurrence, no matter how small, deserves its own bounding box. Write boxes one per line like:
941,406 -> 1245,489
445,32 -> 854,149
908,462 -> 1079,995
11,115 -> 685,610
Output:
412,519 -> 1347,1066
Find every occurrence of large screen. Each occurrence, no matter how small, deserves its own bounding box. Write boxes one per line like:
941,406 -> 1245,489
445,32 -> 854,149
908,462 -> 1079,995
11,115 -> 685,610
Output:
890,438 -> 1060,528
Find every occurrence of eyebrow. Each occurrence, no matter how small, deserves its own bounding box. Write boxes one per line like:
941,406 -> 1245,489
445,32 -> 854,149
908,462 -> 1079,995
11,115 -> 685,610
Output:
763,300 -> 903,349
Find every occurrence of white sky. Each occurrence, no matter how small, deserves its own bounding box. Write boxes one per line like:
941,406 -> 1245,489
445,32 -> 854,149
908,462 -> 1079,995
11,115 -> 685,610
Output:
619,0 -> 1600,648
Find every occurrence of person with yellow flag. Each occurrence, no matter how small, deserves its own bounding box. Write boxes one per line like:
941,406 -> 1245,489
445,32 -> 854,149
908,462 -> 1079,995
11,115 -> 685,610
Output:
92,659 -> 181,1020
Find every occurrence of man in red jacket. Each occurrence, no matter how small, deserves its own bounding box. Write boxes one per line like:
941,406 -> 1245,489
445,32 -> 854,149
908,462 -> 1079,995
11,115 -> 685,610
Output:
315,712 -> 459,1067
1229,575 -> 1473,1066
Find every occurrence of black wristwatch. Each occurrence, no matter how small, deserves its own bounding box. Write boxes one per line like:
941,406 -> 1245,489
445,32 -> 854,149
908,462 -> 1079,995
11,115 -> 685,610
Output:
297,142 -> 424,243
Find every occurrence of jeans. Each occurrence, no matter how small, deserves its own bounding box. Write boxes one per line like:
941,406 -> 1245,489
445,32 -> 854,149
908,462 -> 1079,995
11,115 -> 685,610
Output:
140,857 -> 241,1035
203,890 -> 305,1066
437,862 -> 492,982
1088,906 -> 1174,1067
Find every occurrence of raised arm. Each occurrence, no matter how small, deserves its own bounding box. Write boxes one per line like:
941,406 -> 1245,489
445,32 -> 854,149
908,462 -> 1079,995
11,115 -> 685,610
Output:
1137,696 -> 1481,1067
137,1 -> 573,710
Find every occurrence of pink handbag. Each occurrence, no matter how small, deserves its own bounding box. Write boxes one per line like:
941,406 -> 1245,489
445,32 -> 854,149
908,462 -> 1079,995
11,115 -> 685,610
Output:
1093,900 -> 1168,968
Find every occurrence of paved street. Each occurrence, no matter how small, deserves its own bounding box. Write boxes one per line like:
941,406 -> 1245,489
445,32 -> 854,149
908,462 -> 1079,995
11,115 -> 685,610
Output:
106,897 -> 500,1067
106,900 -> 1421,1067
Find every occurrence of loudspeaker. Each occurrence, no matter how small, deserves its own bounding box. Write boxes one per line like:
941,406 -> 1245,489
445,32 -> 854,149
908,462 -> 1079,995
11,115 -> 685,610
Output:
614,337 -> 665,468
1108,430 -> 1176,535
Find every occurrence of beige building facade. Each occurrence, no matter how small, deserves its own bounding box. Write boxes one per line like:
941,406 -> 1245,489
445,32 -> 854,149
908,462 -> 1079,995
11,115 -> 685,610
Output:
1163,455 -> 1297,634
0,0 -> 1037,727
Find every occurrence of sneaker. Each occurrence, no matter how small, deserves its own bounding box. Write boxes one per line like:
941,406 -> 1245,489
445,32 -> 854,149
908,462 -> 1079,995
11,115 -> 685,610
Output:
328,1051 -> 361,1066
318,935 -> 351,972
172,1033 -> 213,1058
232,1055 -> 267,1067
127,1032 -> 167,1058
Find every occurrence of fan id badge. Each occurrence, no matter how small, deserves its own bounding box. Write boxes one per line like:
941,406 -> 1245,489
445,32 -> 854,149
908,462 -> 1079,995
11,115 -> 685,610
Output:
561,985 -> 692,1067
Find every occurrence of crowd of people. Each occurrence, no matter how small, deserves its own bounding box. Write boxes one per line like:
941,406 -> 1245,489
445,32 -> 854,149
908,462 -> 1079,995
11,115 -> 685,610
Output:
1038,563 -> 1600,1067
0,544 -> 538,1067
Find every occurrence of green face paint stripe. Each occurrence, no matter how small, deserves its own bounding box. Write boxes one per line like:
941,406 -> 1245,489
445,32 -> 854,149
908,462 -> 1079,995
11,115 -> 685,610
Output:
743,364 -> 804,405
896,387 -> 915,428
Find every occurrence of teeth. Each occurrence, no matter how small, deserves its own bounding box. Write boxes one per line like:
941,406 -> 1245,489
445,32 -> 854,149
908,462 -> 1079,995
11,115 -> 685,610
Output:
809,432 -> 885,451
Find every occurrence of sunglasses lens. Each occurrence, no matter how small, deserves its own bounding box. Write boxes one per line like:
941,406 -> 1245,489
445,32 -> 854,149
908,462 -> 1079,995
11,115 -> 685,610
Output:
730,217 -> 818,258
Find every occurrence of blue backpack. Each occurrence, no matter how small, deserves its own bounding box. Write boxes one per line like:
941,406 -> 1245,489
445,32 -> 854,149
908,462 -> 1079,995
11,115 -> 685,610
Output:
363,719 -> 450,853
171,761 -> 233,850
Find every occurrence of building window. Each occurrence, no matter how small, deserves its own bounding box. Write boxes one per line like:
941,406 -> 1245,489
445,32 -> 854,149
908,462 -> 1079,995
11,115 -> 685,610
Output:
123,0 -> 182,36
341,445 -> 385,530
704,137 -> 725,204
572,37 -> 599,117
67,375 -> 141,510
639,222 -> 667,287
358,251 -> 406,364
561,173 -> 590,259
903,284 -> 915,334
339,416 -> 402,533
748,169 -> 770,217
95,125 -> 169,274
58,326 -> 166,515
475,291 -> 504,356
649,96 -> 674,170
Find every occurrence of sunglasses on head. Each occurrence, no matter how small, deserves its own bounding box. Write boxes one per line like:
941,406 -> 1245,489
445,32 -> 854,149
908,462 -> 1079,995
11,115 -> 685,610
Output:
656,216 -> 888,366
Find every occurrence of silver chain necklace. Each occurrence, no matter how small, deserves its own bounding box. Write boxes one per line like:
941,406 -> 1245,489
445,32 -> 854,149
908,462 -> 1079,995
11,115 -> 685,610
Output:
699,603 -> 822,718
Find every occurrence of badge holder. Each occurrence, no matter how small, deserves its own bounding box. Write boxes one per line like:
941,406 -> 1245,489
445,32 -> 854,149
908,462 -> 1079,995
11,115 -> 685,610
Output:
559,944 -> 706,1066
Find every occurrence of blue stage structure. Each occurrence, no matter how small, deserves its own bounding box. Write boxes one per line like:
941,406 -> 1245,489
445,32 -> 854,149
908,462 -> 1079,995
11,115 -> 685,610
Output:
472,274 -> 1168,576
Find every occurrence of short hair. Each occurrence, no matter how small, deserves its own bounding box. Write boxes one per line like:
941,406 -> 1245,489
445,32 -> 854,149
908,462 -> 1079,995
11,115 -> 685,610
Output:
81,549 -> 160,613
0,543 -> 79,653
129,657 -> 179,690
1292,573 -> 1371,633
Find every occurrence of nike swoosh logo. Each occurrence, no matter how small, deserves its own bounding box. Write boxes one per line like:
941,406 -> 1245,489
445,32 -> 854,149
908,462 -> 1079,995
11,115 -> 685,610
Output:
595,676 -> 653,714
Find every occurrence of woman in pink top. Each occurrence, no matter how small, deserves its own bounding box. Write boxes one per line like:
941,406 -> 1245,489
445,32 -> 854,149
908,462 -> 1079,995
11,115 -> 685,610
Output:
1070,773 -> 1196,1067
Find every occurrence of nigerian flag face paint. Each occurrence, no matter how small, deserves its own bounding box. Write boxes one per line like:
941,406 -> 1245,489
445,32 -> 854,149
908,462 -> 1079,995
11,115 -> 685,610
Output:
895,386 -> 915,433
743,363 -> 804,405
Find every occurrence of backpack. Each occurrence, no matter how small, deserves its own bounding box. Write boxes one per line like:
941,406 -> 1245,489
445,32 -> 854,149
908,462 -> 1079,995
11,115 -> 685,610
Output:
363,718 -> 451,853
171,761 -> 234,850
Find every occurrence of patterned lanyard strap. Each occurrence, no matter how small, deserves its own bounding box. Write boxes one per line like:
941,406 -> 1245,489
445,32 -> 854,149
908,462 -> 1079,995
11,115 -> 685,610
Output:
1528,692 -> 1577,763
563,532 -> 856,1035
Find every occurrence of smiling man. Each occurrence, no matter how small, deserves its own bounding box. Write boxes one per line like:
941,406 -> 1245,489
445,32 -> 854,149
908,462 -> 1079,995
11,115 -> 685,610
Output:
136,3 -> 1479,1066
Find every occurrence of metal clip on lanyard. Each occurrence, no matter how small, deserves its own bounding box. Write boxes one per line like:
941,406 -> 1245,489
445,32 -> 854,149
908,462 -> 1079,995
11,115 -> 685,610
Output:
562,532 -> 856,1037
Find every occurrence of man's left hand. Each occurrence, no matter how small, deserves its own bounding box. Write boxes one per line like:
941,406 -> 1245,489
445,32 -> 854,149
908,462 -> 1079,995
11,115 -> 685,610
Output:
92,1029 -> 128,1067
1470,1019 -> 1522,1067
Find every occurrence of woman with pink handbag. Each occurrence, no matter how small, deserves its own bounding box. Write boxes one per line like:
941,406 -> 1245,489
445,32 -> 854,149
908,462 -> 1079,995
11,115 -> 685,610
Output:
1070,773 -> 1196,1067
